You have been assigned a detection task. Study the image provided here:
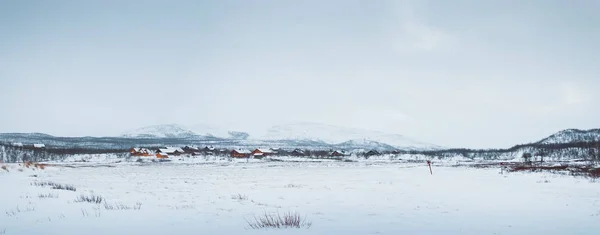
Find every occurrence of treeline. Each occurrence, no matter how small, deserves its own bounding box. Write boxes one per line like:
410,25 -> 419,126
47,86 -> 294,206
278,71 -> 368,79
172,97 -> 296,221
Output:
415,141 -> 600,162
2,141 -> 599,163
0,144 -> 130,163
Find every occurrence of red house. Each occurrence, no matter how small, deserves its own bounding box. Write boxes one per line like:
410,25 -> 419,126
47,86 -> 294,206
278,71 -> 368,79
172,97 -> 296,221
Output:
251,148 -> 275,158
331,150 -> 346,157
231,149 -> 251,158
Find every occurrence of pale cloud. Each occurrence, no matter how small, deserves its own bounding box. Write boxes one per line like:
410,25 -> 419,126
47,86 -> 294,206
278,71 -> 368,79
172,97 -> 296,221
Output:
559,83 -> 589,106
392,0 -> 458,52
534,82 -> 591,114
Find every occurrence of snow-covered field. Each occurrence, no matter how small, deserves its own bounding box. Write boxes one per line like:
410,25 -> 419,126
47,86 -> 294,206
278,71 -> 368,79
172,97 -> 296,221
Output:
1,162 -> 599,235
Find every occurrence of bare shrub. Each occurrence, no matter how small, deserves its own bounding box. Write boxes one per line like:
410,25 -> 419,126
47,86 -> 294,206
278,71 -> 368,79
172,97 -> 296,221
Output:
246,211 -> 312,229
1,165 -> 8,172
38,193 -> 58,199
232,193 -> 248,200
53,184 -> 76,191
32,181 -> 76,192
75,194 -> 104,204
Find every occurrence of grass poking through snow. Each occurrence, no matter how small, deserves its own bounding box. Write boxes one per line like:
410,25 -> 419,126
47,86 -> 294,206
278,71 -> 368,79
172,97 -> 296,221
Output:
38,193 -> 58,199
75,194 -> 104,204
103,202 -> 142,210
232,193 -> 248,201
246,211 -> 312,229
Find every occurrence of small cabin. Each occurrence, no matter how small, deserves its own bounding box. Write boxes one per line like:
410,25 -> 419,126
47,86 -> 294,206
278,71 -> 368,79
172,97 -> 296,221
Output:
182,146 -> 200,154
33,144 -> 46,149
251,148 -> 275,157
157,147 -> 184,156
365,150 -> 381,157
156,153 -> 169,159
291,149 -> 305,156
130,148 -> 153,157
231,149 -> 251,158
331,150 -> 346,157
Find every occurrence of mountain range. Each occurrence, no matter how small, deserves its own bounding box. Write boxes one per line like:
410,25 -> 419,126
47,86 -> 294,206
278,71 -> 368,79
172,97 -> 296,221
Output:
1,124 -> 599,152
119,122 -> 441,150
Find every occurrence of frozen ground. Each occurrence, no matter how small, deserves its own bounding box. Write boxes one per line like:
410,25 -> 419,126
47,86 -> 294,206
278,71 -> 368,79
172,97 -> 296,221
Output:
1,162 -> 600,235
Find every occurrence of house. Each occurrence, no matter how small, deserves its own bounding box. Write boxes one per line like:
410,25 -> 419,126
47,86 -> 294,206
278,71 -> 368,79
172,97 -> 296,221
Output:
11,143 -> 23,147
269,148 -> 280,154
251,148 -> 275,157
130,148 -> 153,157
182,146 -> 200,154
365,150 -> 381,157
330,150 -> 346,157
291,149 -> 305,156
33,144 -> 46,149
231,149 -> 251,158
157,147 -> 185,156
156,152 -> 169,159
198,146 -> 216,155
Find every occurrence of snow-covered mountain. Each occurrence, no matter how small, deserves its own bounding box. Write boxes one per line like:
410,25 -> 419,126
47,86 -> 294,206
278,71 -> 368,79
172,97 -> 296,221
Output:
537,129 -> 600,144
120,124 -> 249,140
120,124 -> 198,139
186,124 -> 237,139
117,122 -> 440,150
334,139 -> 398,151
261,122 -> 441,150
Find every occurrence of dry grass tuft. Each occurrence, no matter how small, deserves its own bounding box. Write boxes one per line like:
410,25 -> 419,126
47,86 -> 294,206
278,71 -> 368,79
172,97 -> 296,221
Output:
246,211 -> 312,229
75,194 -> 104,204
103,202 -> 142,210
38,193 -> 58,199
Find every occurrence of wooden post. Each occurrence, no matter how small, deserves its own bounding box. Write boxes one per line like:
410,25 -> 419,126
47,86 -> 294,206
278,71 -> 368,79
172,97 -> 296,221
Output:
427,160 -> 433,175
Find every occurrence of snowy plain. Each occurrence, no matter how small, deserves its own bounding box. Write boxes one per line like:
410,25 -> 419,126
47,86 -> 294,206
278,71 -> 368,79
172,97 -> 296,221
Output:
1,160 -> 600,235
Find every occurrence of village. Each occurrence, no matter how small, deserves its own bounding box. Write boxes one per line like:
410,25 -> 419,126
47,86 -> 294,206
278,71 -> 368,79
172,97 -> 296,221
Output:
130,146 -> 386,159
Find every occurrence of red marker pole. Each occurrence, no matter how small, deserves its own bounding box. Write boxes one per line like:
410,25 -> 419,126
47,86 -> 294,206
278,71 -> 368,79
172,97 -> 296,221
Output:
427,160 -> 433,175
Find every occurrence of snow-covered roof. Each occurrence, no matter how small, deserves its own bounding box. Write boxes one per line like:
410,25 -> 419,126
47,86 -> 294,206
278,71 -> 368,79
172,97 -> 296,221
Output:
233,149 -> 251,154
184,146 -> 199,151
132,148 -> 152,153
33,144 -> 45,148
256,148 -> 274,153
12,143 -> 23,147
252,152 -> 264,156
158,147 -> 184,154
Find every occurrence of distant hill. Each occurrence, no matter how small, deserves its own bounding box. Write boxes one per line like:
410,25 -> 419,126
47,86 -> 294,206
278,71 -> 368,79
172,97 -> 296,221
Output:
536,129 -> 600,145
261,122 -> 441,150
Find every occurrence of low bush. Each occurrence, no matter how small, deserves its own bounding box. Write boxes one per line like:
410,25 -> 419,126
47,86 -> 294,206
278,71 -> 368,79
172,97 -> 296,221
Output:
32,181 -> 76,192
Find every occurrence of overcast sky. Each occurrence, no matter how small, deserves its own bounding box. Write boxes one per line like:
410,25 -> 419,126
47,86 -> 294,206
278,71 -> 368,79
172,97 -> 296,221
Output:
1,0 -> 599,149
